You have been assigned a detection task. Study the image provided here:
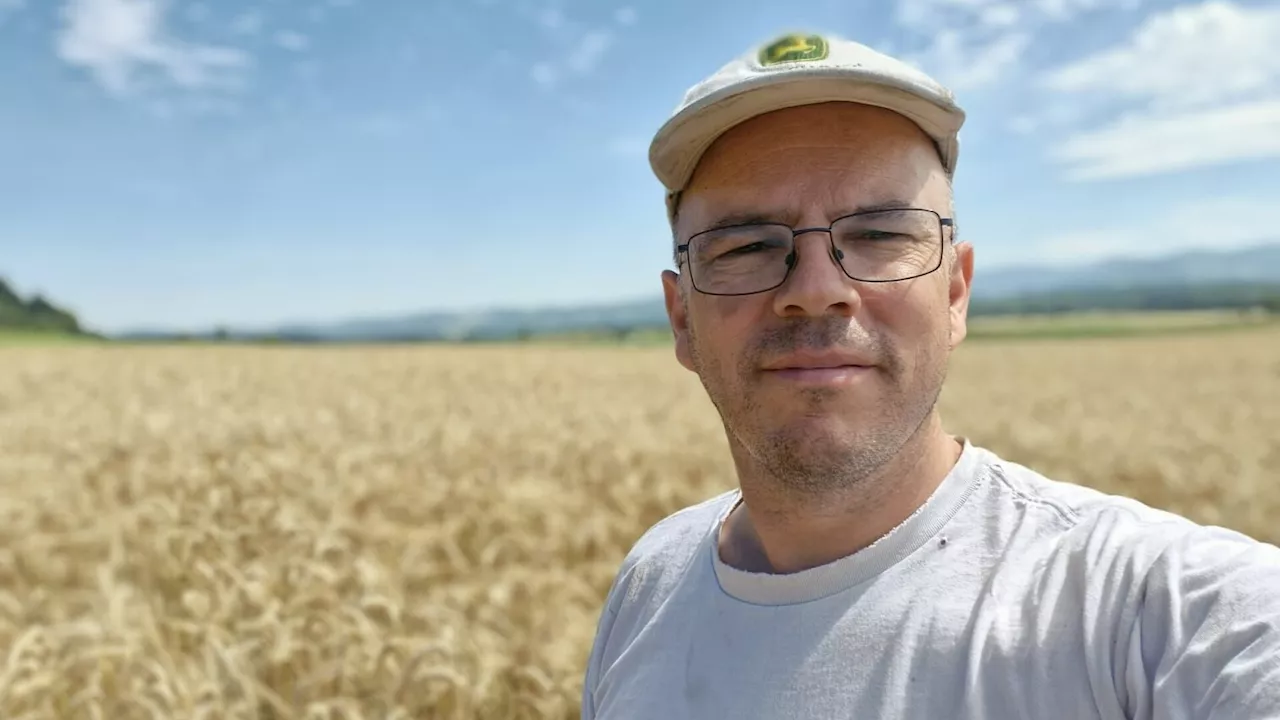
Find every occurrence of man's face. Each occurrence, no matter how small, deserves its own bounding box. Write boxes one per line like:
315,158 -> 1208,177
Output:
661,102 -> 974,492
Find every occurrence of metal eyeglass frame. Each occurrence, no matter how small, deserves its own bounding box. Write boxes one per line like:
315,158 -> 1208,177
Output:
675,207 -> 955,297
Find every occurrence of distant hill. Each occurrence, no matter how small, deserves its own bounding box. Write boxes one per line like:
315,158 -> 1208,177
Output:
973,242 -> 1280,300
271,297 -> 669,342
114,241 -> 1280,343
0,277 -> 83,334
119,297 -> 672,344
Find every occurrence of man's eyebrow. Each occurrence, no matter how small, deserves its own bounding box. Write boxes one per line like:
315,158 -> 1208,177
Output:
702,211 -> 789,229
849,199 -> 920,214
700,200 -> 921,230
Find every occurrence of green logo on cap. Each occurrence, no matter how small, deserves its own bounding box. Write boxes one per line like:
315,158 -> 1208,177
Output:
759,33 -> 829,65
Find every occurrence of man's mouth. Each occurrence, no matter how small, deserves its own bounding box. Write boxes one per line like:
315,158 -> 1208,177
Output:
762,350 -> 875,385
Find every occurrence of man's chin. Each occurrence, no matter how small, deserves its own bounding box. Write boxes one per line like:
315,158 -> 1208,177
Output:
749,423 -> 882,492
758,376 -> 880,410
748,409 -> 864,450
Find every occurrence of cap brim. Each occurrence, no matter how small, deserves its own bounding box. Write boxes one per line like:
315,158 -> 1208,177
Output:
649,71 -> 963,198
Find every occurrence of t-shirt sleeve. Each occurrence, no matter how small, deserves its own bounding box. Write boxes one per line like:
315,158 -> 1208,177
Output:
580,601 -> 617,720
580,556 -> 635,720
1124,524 -> 1280,718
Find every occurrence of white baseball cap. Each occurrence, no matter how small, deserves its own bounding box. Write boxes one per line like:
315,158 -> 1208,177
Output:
649,31 -> 966,221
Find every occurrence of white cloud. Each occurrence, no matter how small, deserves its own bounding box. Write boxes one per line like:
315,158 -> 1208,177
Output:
901,0 -> 1140,27
229,9 -> 263,36
56,0 -> 249,98
895,1 -> 1028,90
896,0 -> 1000,30
1052,100 -> 1280,180
907,28 -> 1030,90
1034,0 -> 1143,21
565,30 -> 612,74
1029,196 -> 1280,266
1042,1 -> 1280,111
274,30 -> 308,52
531,62 -> 556,87
527,2 -> 619,90
538,6 -> 563,30
894,0 -> 1147,91
1040,0 -> 1280,179
978,3 -> 1019,28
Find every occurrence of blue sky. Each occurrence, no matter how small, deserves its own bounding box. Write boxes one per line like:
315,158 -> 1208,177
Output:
2,0 -> 1279,333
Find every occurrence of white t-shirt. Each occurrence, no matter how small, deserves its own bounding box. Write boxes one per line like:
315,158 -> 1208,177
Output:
581,439 -> 1280,719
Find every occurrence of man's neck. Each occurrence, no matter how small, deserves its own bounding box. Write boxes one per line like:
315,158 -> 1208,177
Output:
719,417 -> 963,575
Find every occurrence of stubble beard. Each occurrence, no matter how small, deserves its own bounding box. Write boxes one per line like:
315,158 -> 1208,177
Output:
687,316 -> 949,500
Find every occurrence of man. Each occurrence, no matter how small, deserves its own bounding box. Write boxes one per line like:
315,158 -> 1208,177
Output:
580,31 -> 1280,719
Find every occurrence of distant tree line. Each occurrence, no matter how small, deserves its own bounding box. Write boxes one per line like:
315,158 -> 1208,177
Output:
968,282 -> 1280,316
0,277 -> 83,334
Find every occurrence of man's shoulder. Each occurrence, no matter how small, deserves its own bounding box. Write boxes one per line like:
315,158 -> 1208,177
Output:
972,447 -> 1280,715
981,447 -> 1192,531
617,489 -> 738,573
581,491 -> 741,715
599,489 -> 737,610
977,445 -> 1278,571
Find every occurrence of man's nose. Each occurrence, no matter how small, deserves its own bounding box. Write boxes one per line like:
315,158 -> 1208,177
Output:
771,232 -> 862,318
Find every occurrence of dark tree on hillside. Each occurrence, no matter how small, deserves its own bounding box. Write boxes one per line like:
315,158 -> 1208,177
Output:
0,277 -> 83,333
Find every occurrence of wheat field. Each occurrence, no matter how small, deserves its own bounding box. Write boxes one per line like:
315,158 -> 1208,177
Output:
2,326 -> 1279,719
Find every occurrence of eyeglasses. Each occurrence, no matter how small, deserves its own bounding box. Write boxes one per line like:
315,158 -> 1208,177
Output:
676,208 -> 953,296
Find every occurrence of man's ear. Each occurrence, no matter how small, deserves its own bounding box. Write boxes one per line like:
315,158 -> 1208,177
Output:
948,241 -> 975,350
661,269 -> 695,372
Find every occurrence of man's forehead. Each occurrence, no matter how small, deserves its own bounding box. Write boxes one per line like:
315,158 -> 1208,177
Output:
689,107 -> 941,188
694,103 -> 941,170
669,103 -> 950,233
680,150 -> 946,228
687,149 -> 938,197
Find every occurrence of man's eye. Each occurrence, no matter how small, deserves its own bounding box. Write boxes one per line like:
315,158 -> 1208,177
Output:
725,242 -> 770,255
856,230 -> 904,240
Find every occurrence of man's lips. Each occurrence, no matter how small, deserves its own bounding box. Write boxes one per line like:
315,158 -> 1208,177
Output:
761,350 -> 876,384
762,349 -> 875,371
